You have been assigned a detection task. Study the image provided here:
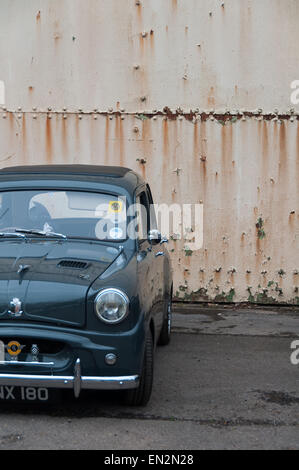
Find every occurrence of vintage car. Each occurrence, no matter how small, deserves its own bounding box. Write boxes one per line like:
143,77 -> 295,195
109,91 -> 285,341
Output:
0,165 -> 172,406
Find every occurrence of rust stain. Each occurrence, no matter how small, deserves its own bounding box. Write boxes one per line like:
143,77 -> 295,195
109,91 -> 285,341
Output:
296,123 -> 299,180
199,121 -> 207,184
114,115 -> 124,167
278,121 -> 287,178
61,114 -> 68,156
22,114 -> 27,164
262,120 -> 268,160
162,118 -> 169,157
104,116 -> 110,165
139,34 -> 145,55
221,122 -> 233,178
136,1 -> 142,23
149,29 -> 155,52
45,117 -> 52,164
208,86 -> 215,107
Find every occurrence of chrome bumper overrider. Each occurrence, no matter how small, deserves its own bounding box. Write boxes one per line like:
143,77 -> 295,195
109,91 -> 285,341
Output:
0,359 -> 139,398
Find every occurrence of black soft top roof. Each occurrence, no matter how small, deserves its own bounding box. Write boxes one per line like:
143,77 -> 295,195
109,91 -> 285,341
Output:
0,164 -> 145,193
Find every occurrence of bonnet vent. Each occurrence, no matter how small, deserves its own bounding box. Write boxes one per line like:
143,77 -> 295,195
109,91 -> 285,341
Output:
58,260 -> 89,269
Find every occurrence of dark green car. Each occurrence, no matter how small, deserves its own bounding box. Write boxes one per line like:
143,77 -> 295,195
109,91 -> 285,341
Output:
0,165 -> 172,406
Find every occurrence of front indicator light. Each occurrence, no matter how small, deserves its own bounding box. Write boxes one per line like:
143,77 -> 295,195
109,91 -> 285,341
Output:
94,288 -> 129,324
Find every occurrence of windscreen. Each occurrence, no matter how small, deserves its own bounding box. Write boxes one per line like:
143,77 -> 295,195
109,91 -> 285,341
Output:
0,190 -> 127,241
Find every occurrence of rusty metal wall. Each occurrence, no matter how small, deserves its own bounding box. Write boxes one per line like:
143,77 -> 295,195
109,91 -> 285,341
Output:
0,0 -> 298,304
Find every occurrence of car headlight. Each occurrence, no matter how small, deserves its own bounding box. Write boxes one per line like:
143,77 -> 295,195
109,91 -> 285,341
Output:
94,288 -> 129,324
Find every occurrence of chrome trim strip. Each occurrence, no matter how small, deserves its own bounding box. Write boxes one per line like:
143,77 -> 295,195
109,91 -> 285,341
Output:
0,361 -> 55,366
0,358 -> 139,396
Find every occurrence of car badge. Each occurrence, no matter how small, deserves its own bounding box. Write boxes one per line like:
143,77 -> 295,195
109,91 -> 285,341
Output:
6,340 -> 25,359
8,298 -> 23,317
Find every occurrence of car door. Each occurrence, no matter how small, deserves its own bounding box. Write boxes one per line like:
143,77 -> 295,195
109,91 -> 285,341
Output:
135,188 -> 163,341
146,184 -> 166,328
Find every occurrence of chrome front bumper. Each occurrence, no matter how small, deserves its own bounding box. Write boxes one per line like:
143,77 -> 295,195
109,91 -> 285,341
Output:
0,359 -> 139,398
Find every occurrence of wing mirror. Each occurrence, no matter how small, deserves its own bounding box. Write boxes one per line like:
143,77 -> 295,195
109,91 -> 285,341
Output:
148,229 -> 162,245
148,230 -> 168,245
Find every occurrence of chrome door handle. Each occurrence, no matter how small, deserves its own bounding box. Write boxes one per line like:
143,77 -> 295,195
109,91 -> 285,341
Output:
155,251 -> 165,257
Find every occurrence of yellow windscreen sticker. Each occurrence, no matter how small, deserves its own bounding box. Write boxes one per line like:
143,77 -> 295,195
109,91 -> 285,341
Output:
108,201 -> 123,213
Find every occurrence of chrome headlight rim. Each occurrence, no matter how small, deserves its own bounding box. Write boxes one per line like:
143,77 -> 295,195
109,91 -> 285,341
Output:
94,288 -> 129,324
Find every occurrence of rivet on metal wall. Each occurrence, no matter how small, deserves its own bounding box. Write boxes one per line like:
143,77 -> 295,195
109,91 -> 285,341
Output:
2,114 -> 6,119
63,114 -> 67,119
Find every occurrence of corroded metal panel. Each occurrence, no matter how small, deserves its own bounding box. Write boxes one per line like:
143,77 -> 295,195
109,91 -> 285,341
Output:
0,0 -> 298,112
0,0 -> 298,304
0,112 -> 298,304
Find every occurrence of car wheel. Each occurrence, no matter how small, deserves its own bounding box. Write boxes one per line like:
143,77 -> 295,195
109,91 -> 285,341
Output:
158,294 -> 172,346
123,330 -> 154,406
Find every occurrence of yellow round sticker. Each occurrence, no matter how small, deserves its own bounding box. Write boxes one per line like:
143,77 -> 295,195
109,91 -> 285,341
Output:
7,341 -> 22,357
108,201 -> 123,213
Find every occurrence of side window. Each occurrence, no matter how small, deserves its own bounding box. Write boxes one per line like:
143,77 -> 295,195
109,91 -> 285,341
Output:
146,184 -> 157,231
136,191 -> 149,242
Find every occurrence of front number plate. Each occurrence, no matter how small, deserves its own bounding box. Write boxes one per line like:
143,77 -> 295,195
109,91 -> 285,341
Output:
0,386 -> 50,402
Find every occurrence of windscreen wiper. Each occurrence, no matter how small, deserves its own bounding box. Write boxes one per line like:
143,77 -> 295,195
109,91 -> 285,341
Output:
15,229 -> 67,239
0,232 -> 26,239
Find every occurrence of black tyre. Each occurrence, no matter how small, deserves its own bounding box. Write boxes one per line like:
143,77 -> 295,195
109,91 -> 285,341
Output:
123,330 -> 154,406
158,293 -> 172,346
